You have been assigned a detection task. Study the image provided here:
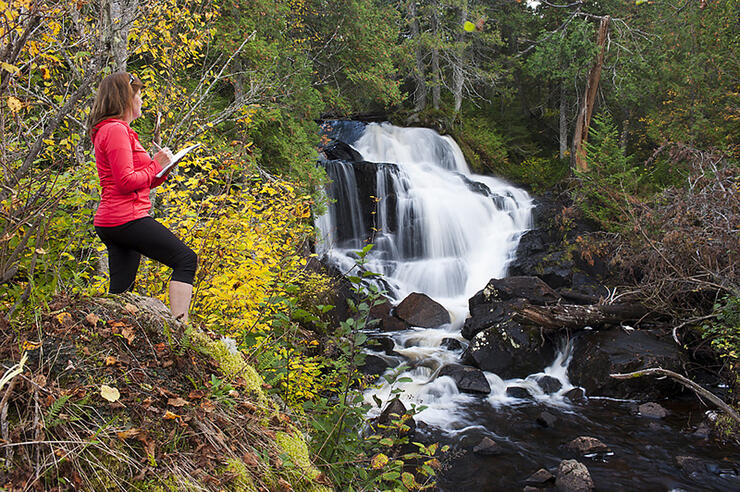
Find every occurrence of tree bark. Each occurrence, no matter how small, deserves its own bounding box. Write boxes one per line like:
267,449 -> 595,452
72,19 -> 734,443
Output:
572,15 -> 610,172
102,0 -> 139,71
452,2 -> 467,113
559,80 -> 568,159
409,1 -> 426,112
430,0 -> 441,110
513,302 -> 649,332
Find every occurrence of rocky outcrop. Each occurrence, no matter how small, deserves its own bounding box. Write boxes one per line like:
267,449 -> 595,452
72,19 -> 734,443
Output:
395,292 -> 451,327
568,329 -> 688,399
565,436 -> 610,456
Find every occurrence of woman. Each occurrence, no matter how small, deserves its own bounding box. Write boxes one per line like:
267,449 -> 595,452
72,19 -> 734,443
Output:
88,72 -> 197,322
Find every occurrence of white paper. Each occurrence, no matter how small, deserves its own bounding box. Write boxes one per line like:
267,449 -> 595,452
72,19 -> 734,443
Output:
155,143 -> 202,178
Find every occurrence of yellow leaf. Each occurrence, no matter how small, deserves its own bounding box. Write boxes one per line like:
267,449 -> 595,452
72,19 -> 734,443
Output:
163,410 -> 181,420
370,453 -> 388,470
6,96 -> 22,113
1,62 -> 19,74
100,384 -> 120,402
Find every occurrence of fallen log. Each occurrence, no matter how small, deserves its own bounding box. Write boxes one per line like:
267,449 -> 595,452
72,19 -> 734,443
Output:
611,368 -> 740,426
514,303 -> 649,332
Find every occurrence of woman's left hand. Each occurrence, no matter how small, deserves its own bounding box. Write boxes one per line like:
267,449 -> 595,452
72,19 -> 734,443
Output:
153,147 -> 174,167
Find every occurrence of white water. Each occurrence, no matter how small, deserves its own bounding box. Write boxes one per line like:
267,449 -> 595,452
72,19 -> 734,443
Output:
317,122 -> 575,431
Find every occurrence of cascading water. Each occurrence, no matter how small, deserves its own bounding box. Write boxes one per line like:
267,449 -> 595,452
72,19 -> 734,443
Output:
316,122 -> 579,426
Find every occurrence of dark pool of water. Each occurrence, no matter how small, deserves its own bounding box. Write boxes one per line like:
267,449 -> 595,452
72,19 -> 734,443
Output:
416,396 -> 740,491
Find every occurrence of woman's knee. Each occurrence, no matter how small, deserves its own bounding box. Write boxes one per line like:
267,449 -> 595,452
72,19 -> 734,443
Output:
172,247 -> 197,284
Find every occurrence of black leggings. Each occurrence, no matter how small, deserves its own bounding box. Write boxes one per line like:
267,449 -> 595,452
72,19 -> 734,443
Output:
95,217 -> 197,294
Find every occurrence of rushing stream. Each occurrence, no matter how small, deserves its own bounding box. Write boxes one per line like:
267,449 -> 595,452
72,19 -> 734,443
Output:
316,121 -> 740,491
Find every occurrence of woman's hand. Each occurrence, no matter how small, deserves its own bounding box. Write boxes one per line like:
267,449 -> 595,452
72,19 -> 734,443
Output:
153,147 -> 174,167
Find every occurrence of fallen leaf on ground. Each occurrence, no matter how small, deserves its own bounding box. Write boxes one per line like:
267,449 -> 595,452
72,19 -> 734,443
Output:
163,410 -> 181,420
22,340 -> 42,351
124,303 -> 138,314
100,384 -> 120,402
116,428 -> 141,440
188,390 -> 206,400
167,397 -> 189,407
105,356 -> 117,366
120,326 -> 136,345
85,313 -> 100,326
242,452 -> 259,467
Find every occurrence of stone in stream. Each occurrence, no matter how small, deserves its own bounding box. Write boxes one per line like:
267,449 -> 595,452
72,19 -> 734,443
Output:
555,459 -> 594,492
506,386 -> 533,399
321,140 -> 364,162
441,337 -> 464,351
470,276 -> 562,306
438,364 -> 491,394
525,468 -> 555,486
536,411 -> 558,428
462,320 -> 556,379
565,436 -> 610,456
536,375 -> 563,394
637,402 -> 669,419
568,329 -> 688,400
564,387 -> 587,404
394,292 -> 451,328
378,315 -> 409,332
367,336 -> 395,355
360,354 -> 394,376
675,456 -> 704,474
472,436 -> 501,456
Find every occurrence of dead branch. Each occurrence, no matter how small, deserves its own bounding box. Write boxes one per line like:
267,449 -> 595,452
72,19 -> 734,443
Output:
611,367 -> 740,425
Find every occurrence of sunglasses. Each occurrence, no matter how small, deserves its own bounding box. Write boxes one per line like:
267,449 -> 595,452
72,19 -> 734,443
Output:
128,73 -> 134,84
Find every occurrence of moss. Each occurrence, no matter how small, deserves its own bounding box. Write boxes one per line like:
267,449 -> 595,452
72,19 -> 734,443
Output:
188,328 -> 266,405
224,458 -> 258,492
275,430 -> 331,492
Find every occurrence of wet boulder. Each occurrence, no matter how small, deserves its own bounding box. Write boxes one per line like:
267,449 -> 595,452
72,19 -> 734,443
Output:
568,329 -> 688,399
395,292 -> 451,328
525,468 -> 555,487
637,402 -> 669,419
360,354 -> 395,376
469,276 -> 562,306
506,386 -> 534,400
462,320 -> 556,379
462,300 -> 513,340
472,437 -> 502,456
564,387 -> 587,404
322,140 -> 363,162
377,398 -> 416,436
536,375 -> 563,394
555,459 -> 594,492
441,337 -> 464,351
565,437 -> 610,456
438,364 -> 491,394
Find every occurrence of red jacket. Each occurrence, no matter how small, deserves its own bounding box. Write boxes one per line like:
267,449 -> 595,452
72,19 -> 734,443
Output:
93,118 -> 167,227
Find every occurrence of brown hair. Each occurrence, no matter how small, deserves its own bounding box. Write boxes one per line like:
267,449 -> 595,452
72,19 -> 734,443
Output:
88,72 -> 143,140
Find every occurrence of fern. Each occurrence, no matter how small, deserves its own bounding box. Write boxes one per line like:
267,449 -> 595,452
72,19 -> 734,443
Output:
45,395 -> 71,429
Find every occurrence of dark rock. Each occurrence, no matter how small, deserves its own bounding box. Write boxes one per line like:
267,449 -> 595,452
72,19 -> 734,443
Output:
472,437 -> 501,456
462,320 -> 556,379
368,336 -> 395,355
441,337 -> 464,351
469,276 -> 562,306
637,402 -> 669,419
369,299 -> 392,319
439,364 -> 491,394
564,388 -> 587,404
676,456 -> 704,474
568,330 -> 688,399
462,301 -> 511,340
377,398 -> 416,436
569,272 -> 609,300
506,386 -> 533,399
525,468 -> 555,486
537,375 -> 563,394
537,411 -> 558,428
322,140 -> 364,162
555,459 -> 594,492
378,315 -> 409,332
565,437 -> 610,455
395,292 -> 451,328
360,354 -> 393,376
692,422 -> 711,439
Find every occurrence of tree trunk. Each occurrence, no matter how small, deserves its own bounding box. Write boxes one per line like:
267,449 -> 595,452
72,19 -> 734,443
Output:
559,81 -> 568,159
514,302 -> 649,332
572,15 -> 610,172
452,2 -> 467,114
431,1 -> 441,110
409,1 -> 426,112
102,0 -> 139,71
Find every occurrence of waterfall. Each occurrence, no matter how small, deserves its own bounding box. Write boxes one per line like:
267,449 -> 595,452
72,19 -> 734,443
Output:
317,122 -> 533,320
